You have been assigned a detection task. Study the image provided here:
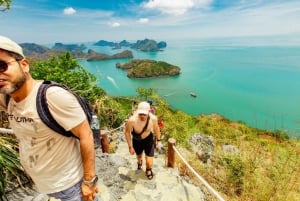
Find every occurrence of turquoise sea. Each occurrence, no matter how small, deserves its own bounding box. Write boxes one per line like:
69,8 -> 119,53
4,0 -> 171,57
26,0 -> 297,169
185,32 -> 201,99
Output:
78,38 -> 300,138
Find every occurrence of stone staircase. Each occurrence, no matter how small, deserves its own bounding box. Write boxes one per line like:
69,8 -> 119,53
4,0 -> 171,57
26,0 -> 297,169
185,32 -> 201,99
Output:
6,134 -> 206,201
96,138 -> 205,201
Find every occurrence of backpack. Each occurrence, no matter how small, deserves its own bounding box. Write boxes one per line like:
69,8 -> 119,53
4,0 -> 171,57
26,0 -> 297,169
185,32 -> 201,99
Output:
37,81 -> 97,136
6,81 -> 101,147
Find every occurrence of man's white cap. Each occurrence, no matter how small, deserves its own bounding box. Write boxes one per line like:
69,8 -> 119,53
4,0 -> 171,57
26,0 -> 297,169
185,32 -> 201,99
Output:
136,101 -> 150,115
0,35 -> 25,57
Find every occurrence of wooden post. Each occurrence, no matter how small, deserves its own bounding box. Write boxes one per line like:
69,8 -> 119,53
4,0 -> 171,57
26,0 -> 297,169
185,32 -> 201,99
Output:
101,130 -> 109,153
167,138 -> 176,168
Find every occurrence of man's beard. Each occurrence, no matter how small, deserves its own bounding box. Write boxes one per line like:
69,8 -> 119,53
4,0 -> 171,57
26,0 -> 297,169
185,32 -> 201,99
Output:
0,73 -> 27,95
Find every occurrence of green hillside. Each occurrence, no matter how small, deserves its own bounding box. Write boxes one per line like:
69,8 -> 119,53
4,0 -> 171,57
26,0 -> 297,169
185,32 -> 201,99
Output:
1,53 -> 299,201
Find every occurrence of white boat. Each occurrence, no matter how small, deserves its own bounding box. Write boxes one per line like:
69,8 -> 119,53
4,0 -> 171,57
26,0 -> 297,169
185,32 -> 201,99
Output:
190,93 -> 197,97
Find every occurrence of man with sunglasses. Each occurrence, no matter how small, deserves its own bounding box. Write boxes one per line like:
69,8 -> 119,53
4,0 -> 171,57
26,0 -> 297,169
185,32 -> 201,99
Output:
124,101 -> 162,180
0,35 -> 99,201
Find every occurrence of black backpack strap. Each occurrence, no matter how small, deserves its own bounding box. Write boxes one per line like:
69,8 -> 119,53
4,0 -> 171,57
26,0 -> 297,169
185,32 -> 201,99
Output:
5,94 -> 10,106
36,81 -> 76,138
139,115 -> 150,135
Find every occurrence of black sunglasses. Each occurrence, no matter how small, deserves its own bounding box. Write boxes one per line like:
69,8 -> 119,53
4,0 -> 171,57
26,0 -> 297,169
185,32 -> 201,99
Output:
0,60 -> 19,72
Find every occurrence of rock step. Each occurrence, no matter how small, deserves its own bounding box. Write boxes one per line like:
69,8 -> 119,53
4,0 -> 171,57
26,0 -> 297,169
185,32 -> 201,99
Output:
6,135 -> 206,201
96,139 -> 205,201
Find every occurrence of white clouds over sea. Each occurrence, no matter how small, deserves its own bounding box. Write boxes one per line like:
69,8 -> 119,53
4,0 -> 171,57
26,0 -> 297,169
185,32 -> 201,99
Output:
1,0 -> 299,43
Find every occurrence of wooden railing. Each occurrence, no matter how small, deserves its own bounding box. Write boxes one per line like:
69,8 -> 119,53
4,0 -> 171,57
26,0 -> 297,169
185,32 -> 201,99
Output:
101,126 -> 226,201
167,138 -> 226,201
1,124 -> 226,201
100,123 -> 125,153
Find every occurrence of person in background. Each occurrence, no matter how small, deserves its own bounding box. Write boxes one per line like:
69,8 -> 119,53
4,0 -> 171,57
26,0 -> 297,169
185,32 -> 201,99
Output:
147,100 -> 155,114
131,100 -> 137,115
158,118 -> 164,131
124,101 -> 162,180
0,35 -> 98,201
156,118 -> 165,152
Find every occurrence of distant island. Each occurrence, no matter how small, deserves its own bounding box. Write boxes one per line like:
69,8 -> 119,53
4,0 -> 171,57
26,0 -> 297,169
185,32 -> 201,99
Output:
20,38 -> 167,61
86,49 -> 133,61
116,59 -> 180,78
20,42 -> 133,61
94,38 -> 167,52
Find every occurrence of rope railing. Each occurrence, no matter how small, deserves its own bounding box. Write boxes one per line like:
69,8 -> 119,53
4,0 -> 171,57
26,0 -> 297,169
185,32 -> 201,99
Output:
104,123 -> 125,135
167,138 -> 226,201
104,123 -> 225,201
100,123 -> 125,153
2,121 -> 225,200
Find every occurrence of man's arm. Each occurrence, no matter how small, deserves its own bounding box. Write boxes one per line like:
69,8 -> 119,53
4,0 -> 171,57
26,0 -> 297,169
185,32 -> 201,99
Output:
152,117 -> 162,148
124,120 -> 135,155
71,120 -> 98,201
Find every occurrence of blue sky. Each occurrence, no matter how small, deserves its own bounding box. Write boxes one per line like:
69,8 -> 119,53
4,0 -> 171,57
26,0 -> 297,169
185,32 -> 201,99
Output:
1,0 -> 300,44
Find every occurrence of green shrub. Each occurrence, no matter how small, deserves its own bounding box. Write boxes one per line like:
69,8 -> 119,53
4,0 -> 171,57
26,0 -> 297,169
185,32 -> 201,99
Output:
223,155 -> 245,195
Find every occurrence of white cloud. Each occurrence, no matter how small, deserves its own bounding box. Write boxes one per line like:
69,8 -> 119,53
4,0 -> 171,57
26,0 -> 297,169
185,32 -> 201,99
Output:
137,18 -> 149,24
108,22 -> 121,27
63,7 -> 76,15
147,1 -> 299,36
143,0 -> 212,15
193,0 -> 213,7
2,0 -> 300,43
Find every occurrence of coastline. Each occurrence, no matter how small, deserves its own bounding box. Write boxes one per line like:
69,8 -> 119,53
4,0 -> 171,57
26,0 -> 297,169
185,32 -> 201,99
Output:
79,42 -> 300,138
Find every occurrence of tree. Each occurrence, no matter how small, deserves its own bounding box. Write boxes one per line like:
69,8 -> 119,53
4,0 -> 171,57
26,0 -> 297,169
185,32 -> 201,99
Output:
31,52 -> 105,103
0,0 -> 12,11
136,87 -> 156,101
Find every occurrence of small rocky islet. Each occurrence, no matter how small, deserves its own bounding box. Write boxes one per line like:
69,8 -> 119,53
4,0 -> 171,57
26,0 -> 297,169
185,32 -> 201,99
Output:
116,59 -> 181,78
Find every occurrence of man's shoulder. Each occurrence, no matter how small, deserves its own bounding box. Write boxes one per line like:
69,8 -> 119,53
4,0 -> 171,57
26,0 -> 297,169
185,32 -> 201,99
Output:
149,113 -> 158,121
128,114 -> 138,121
